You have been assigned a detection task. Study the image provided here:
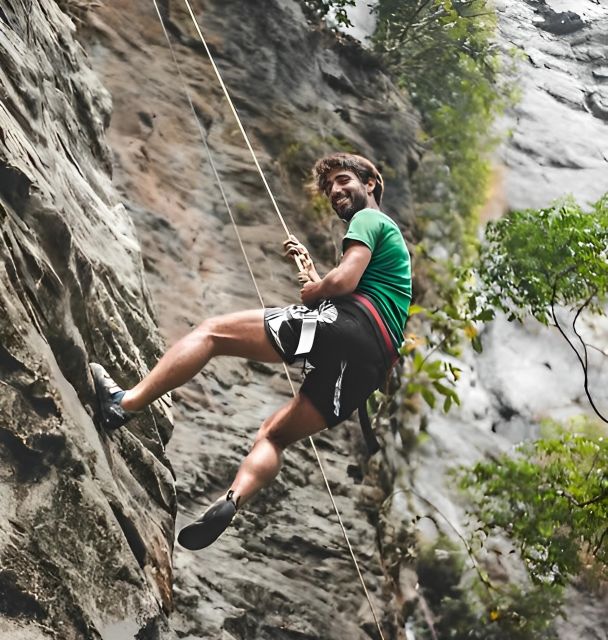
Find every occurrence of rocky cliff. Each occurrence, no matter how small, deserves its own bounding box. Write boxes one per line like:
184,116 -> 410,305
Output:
0,1 -> 176,638
389,1 -> 608,638
84,2 -> 421,638
1,0 -> 421,638
2,0 -> 606,638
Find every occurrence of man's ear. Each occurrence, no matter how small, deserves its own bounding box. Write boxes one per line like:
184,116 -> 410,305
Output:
366,177 -> 376,195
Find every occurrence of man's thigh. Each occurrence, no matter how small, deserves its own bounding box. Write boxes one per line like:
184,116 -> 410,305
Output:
205,309 -> 282,363
303,356 -> 380,427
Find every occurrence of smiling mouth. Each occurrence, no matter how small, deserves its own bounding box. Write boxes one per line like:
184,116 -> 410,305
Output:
333,196 -> 349,209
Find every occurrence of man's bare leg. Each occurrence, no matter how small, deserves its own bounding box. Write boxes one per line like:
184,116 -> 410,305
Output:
121,309 -> 281,411
177,393 -> 327,550
230,392 -> 327,505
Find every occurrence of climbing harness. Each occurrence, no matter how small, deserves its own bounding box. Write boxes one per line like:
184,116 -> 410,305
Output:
150,2 -> 386,637
351,293 -> 399,455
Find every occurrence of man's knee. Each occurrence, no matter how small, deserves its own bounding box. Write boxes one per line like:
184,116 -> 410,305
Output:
255,418 -> 290,451
193,316 -> 226,352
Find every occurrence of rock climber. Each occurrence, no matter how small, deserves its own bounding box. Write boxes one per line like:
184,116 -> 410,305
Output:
90,152 -> 412,551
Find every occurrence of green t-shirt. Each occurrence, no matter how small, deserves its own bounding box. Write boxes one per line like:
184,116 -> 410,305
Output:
343,208 -> 411,349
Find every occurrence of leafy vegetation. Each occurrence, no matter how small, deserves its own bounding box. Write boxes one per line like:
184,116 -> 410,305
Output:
442,419 -> 608,638
300,0 -> 356,28
394,247 -> 488,419
473,195 -> 608,421
390,418 -> 606,639
373,0 -> 513,232
475,196 -> 608,323
365,0 -> 514,419
402,194 -> 608,423
460,424 -> 608,587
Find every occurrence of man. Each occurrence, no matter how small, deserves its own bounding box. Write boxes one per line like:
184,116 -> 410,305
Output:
91,152 -> 411,551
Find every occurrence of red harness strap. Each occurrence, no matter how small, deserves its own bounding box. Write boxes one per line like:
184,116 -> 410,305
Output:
351,293 -> 399,365
351,293 -> 400,455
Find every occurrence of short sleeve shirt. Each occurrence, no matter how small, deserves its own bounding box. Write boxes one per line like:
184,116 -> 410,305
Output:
342,208 -> 411,349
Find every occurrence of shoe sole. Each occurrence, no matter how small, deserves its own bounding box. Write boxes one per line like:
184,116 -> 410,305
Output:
177,501 -> 236,550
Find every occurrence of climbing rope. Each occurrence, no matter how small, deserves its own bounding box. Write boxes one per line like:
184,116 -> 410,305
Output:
151,2 -> 386,637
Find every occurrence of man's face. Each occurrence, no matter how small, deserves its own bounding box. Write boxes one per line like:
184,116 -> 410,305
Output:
323,168 -> 372,221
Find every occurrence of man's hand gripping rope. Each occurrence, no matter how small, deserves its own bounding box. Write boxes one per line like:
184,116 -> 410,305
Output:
283,235 -> 322,304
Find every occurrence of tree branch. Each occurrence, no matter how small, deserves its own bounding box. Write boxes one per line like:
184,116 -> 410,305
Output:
550,287 -> 608,423
594,526 -> 608,555
571,290 -> 596,375
559,488 -> 608,509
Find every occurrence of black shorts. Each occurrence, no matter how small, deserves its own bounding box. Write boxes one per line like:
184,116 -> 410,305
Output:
264,296 -> 392,427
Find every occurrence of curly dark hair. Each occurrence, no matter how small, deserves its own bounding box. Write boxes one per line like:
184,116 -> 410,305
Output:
312,153 -> 384,205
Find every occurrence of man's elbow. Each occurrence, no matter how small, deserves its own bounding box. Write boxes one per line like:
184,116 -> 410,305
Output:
328,271 -> 359,296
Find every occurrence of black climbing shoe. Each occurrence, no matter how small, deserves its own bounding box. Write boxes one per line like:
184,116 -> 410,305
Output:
90,363 -> 133,431
177,491 -> 238,551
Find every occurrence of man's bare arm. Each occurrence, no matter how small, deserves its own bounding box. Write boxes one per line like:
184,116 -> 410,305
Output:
300,241 -> 371,306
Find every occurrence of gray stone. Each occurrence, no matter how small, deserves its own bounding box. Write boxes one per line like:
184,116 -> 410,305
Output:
496,0 -> 608,208
3,0 -> 607,638
82,0 -> 420,638
592,66 -> 608,80
586,87 -> 608,120
0,1 -> 176,637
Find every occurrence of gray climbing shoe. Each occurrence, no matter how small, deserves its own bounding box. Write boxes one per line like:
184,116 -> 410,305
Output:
177,491 -> 238,550
90,363 -> 133,431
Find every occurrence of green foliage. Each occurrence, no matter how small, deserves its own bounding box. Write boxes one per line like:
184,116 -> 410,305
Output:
370,0 -> 514,421
373,0 -> 513,222
400,332 -> 462,414
397,252 -> 486,416
300,0 -> 356,27
408,420 -> 608,638
460,424 -> 608,586
411,538 -> 561,639
415,585 -> 561,640
395,310 -> 465,419
475,195 -> 608,324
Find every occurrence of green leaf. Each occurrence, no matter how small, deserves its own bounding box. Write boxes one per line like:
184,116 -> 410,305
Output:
408,304 -> 426,316
475,308 -> 495,322
421,387 -> 436,408
472,335 -> 483,353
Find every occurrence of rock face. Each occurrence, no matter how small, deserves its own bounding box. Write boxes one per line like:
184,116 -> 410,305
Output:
495,0 -> 608,210
478,0 -> 608,455
487,4 -> 608,634
395,1 -> 608,637
83,1 -> 420,638
0,2 -> 175,638
2,0 -> 421,638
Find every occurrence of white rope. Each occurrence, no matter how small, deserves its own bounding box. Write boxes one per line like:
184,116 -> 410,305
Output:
153,3 -> 386,637
151,0 -> 265,307
180,1 -> 292,238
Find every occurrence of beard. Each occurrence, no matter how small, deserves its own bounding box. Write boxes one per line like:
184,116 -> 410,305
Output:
333,189 -> 368,221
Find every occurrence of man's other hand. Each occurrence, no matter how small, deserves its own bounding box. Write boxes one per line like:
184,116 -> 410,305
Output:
300,281 -> 320,307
